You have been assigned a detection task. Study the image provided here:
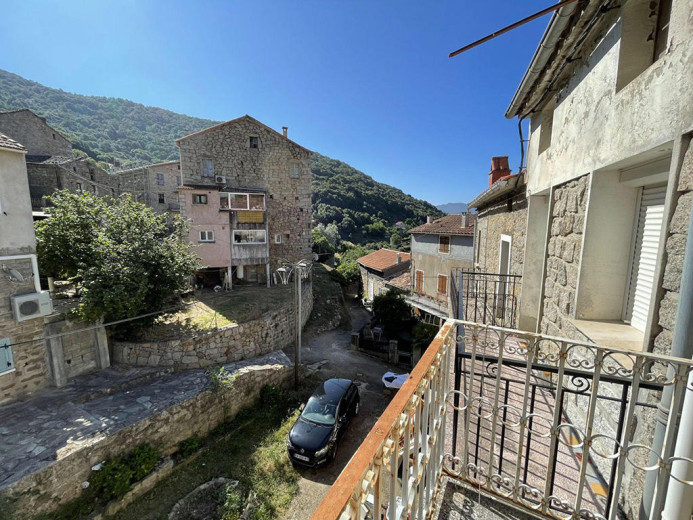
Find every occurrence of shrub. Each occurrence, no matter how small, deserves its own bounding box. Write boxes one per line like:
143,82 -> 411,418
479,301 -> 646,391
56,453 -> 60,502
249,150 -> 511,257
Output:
177,436 -> 201,458
260,385 -> 282,407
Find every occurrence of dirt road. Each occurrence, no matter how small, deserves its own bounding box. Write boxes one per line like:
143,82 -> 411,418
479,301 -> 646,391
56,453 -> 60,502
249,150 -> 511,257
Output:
283,299 -> 400,520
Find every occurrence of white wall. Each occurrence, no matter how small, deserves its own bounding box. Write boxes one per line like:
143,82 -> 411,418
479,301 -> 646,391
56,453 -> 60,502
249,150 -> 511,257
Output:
0,148 -> 35,256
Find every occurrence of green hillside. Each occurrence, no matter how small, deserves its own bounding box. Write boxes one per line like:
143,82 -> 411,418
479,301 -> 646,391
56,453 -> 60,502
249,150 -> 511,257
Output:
0,68 -> 443,243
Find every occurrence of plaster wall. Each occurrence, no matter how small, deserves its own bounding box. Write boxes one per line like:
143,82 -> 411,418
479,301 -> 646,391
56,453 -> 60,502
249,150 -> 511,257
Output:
0,149 -> 35,255
180,188 -> 232,269
525,0 -> 693,195
519,194 -> 549,332
410,235 -> 473,301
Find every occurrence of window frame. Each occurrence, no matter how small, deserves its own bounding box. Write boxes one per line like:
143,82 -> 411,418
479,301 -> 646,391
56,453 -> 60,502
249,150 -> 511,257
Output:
249,136 -> 259,149
228,192 -> 266,211
156,173 -> 165,186
158,193 -> 165,204
201,159 -> 214,178
76,182 -> 82,192
192,194 -> 208,205
437,274 -> 448,296
199,230 -> 215,242
438,235 -> 451,254
233,229 -> 267,244
275,234 -> 282,244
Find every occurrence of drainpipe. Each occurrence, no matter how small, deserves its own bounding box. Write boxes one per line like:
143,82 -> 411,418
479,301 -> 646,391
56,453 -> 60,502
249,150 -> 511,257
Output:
660,197 -> 693,520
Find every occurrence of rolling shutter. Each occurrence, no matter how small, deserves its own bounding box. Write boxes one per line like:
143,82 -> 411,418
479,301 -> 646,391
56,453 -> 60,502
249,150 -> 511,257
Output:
625,185 -> 666,333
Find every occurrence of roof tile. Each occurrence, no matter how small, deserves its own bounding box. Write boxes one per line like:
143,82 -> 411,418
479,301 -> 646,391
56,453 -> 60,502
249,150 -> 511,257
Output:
357,249 -> 411,272
409,214 -> 475,235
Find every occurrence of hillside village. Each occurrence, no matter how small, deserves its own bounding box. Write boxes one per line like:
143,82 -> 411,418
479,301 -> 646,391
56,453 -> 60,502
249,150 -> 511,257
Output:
1,0 -> 693,519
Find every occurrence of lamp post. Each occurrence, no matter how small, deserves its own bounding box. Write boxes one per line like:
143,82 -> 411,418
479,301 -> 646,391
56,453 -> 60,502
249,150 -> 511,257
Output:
276,259 -> 312,387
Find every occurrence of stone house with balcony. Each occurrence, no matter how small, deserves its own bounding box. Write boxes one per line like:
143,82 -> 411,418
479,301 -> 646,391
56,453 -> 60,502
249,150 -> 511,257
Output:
0,109 -> 119,212
175,115 -> 312,287
357,248 -> 411,301
407,213 -> 475,318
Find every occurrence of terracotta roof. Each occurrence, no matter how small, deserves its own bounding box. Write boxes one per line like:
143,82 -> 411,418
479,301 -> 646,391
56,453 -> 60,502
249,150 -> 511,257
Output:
357,249 -> 411,272
175,115 -> 312,154
387,271 -> 411,291
408,214 -> 475,235
0,132 -> 26,152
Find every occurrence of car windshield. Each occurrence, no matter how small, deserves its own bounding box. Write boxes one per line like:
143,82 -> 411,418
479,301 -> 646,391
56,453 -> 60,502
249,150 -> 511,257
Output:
301,395 -> 337,426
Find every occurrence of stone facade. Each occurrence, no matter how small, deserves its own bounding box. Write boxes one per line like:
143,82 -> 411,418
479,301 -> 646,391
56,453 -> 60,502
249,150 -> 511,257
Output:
0,139 -> 50,404
116,161 -> 182,213
0,109 -> 72,157
540,174 -> 590,337
112,284 -> 313,369
2,352 -> 293,516
176,116 -> 312,274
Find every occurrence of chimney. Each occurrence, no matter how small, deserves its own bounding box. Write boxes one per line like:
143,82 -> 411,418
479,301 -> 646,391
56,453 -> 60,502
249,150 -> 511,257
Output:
461,213 -> 467,227
489,156 -> 511,186
282,126 -> 288,137
396,253 -> 402,265
427,216 -> 433,224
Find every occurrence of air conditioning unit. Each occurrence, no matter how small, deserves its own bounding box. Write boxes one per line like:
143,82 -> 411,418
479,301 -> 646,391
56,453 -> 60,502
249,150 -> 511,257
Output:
215,175 -> 227,184
11,291 -> 53,322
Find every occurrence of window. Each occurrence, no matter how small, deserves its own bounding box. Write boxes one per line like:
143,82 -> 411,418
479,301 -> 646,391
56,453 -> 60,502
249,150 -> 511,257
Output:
616,0 -> 673,91
275,234 -> 282,244
89,169 -> 95,181
290,164 -> 300,179
0,338 -> 14,375
111,188 -> 115,196
199,231 -> 215,242
92,185 -> 97,194
228,193 -> 265,211
157,173 -> 165,186
76,182 -> 82,192
202,159 -> 214,177
193,194 -> 208,205
158,193 -> 165,204
439,235 -> 450,254
437,275 -> 448,295
233,230 -> 267,244
73,166 -> 77,172
415,270 -> 424,294
249,136 -> 259,149
52,133 -> 56,140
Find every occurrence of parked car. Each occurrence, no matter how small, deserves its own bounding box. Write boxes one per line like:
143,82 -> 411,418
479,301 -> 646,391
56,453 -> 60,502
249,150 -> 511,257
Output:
287,378 -> 360,467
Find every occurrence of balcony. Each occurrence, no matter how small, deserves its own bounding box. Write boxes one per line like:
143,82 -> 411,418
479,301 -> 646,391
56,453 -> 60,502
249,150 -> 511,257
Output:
312,319 -> 693,520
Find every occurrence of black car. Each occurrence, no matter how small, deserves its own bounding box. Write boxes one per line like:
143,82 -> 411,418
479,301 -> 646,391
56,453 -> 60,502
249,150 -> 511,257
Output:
287,378 -> 360,468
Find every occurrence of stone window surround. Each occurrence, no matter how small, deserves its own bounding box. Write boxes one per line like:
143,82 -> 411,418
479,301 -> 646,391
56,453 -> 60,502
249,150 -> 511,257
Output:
199,230 -> 215,242
248,135 -> 260,149
158,193 -> 165,204
156,173 -> 165,186
289,161 -> 300,179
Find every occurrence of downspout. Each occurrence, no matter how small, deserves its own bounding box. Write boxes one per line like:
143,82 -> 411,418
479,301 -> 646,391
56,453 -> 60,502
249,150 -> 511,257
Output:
660,195 -> 693,520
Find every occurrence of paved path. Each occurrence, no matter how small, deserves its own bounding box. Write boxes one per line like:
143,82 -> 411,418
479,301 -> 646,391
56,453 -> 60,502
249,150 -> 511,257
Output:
0,352 -> 289,491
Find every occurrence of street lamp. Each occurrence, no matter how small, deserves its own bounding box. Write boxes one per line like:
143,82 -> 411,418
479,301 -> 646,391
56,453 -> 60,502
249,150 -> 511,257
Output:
276,259 -> 312,387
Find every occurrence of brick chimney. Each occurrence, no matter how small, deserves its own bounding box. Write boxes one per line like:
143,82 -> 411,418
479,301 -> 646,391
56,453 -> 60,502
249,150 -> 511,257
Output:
489,156 -> 511,186
282,126 -> 288,137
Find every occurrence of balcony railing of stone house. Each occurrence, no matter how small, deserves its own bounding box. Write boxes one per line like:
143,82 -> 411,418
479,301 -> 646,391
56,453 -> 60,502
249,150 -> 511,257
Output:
450,270 -> 521,329
312,319 -> 693,520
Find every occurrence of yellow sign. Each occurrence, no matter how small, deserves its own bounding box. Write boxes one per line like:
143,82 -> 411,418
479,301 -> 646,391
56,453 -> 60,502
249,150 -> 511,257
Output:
237,211 -> 264,224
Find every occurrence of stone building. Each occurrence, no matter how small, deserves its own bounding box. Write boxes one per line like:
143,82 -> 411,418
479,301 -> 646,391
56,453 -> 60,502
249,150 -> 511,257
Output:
0,132 -> 52,403
175,115 -> 312,286
493,0 -> 693,515
407,214 -> 475,318
468,156 -> 527,328
357,249 -> 411,301
0,109 -> 119,211
116,160 -> 182,213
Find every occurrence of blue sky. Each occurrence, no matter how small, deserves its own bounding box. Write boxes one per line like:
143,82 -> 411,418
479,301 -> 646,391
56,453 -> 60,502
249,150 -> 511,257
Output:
0,0 -> 551,206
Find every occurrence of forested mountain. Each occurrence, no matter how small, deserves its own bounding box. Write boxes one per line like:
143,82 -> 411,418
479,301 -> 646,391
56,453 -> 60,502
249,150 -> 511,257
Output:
0,68 -> 443,243
436,202 -> 467,214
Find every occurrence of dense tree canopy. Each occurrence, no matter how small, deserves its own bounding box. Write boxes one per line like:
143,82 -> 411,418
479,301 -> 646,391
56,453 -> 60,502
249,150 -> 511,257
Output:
35,191 -> 199,328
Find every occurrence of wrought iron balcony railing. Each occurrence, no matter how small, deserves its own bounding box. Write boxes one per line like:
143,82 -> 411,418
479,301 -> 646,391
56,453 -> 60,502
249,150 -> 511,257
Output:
312,319 -> 693,520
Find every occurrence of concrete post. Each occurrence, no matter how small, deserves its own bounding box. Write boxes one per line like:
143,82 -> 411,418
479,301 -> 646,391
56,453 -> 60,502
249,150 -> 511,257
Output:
388,340 -> 398,364
93,319 -> 110,370
351,332 -> 360,351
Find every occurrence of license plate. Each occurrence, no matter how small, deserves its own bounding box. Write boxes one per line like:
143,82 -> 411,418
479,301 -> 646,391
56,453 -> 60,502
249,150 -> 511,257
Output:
294,454 -> 310,462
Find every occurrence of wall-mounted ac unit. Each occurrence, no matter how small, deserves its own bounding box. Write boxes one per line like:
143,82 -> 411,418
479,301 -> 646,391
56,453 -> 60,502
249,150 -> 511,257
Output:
11,291 -> 53,322
215,175 -> 227,184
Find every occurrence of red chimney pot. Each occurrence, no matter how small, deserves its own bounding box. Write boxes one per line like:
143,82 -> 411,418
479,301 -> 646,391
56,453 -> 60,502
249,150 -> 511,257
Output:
489,156 -> 511,186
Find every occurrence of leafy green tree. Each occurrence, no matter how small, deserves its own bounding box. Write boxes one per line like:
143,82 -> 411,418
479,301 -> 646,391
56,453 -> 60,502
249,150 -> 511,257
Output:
372,289 -> 411,332
335,261 -> 360,286
312,228 -> 335,256
35,191 -> 199,329
390,231 -> 403,248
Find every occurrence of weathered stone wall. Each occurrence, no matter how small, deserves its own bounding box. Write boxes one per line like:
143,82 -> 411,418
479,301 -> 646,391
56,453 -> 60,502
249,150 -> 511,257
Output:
475,191 -> 527,276
653,139 -> 693,356
0,258 -> 49,404
361,268 -> 389,300
540,174 -> 590,338
0,110 -> 72,157
112,285 -> 313,369
116,161 -> 182,213
2,353 -> 293,516
177,117 -> 312,269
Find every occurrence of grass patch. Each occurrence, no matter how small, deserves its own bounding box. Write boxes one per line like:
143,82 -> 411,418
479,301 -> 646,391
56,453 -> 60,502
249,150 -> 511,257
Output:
105,385 -> 311,520
134,285 -> 294,341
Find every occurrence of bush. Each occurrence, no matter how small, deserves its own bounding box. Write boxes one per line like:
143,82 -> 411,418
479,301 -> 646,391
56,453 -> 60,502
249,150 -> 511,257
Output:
177,436 -> 201,458
260,385 -> 282,407
372,289 -> 411,332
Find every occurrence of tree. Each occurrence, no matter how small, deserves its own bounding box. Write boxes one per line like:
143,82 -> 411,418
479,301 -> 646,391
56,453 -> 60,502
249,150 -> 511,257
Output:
312,228 -> 335,256
390,231 -> 402,249
372,289 -> 411,332
35,191 -> 199,330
